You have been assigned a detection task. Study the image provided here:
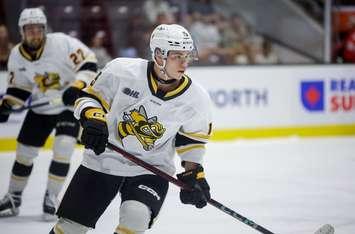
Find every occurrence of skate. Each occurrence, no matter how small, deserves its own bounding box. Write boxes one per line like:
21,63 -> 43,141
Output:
42,190 -> 59,221
0,192 -> 22,217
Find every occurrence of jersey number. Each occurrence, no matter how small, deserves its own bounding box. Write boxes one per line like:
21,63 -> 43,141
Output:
70,49 -> 85,65
8,72 -> 15,84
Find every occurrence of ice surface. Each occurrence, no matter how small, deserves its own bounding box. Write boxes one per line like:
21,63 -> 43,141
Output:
0,137 -> 354,234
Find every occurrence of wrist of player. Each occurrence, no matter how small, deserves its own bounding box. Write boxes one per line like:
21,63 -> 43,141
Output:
80,107 -> 108,155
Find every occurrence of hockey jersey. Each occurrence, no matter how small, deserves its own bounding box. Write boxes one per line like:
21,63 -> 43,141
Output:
74,58 -> 213,176
5,32 -> 97,115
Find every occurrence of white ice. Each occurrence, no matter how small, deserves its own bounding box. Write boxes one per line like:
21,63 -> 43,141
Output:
0,137 -> 354,234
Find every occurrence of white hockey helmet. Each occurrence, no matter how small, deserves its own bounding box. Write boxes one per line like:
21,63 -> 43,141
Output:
150,24 -> 197,59
18,8 -> 47,33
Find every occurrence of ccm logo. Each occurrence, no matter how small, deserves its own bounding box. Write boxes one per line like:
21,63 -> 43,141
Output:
138,185 -> 161,200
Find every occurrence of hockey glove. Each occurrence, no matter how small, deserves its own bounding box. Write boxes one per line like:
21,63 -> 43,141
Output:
80,107 -> 108,155
0,100 -> 12,123
177,165 -> 210,208
62,80 -> 86,106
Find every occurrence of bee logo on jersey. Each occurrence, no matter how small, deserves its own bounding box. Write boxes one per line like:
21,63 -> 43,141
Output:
117,105 -> 165,151
34,72 -> 61,92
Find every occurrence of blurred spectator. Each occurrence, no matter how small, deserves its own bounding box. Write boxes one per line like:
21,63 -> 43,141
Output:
189,13 -> 223,64
342,27 -> 355,63
90,31 -> 112,68
156,12 -> 176,25
143,0 -> 173,24
0,24 -> 13,71
120,14 -> 151,59
334,22 -> 355,63
252,39 -> 279,64
218,13 -> 251,64
188,0 -> 215,15
228,14 -> 250,43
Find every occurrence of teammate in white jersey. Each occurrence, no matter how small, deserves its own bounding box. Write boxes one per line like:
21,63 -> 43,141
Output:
0,8 -> 98,220
49,24 -> 213,234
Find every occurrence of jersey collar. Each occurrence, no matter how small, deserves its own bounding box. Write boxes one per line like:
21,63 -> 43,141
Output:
147,61 -> 192,101
19,42 -> 45,62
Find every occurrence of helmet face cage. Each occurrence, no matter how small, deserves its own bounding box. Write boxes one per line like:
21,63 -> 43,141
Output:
18,8 -> 47,35
150,24 -> 198,62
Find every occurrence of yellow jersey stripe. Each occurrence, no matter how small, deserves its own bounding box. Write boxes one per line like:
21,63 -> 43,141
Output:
176,144 -> 205,155
165,76 -> 189,98
19,43 -> 45,61
84,86 -> 111,112
19,45 -> 32,61
150,74 -> 158,93
179,131 -> 211,141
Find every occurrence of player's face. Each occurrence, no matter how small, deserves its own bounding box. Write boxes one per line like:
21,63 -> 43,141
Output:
22,24 -> 45,49
165,51 -> 194,80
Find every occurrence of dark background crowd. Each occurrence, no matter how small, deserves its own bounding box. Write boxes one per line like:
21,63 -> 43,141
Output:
0,0 -> 354,70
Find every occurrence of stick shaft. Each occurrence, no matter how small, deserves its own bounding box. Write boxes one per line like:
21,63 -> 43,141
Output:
107,142 -> 274,234
6,98 -> 62,113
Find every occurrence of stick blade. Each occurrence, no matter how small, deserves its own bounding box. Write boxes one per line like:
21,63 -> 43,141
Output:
314,224 -> 334,234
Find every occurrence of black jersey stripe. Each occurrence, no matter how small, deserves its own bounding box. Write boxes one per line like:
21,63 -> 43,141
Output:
6,87 -> 31,102
78,62 -> 98,73
175,132 -> 205,147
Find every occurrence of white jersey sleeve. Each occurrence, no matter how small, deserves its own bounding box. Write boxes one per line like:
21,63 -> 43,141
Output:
4,47 -> 33,105
74,58 -> 121,118
7,47 -> 32,90
175,86 -> 213,165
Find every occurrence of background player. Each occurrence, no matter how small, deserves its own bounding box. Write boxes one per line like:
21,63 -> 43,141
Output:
0,8 -> 98,220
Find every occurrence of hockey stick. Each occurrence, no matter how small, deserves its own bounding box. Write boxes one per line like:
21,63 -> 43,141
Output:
4,98 -> 63,114
107,142 -> 273,233
107,142 -> 334,234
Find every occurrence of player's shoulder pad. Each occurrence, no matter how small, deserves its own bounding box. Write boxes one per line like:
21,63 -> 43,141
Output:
49,32 -> 85,48
47,32 -> 70,41
8,43 -> 22,64
188,80 -> 212,114
10,42 -> 21,55
46,32 -> 72,48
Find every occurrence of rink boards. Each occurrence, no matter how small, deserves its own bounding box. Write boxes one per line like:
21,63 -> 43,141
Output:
0,65 -> 354,150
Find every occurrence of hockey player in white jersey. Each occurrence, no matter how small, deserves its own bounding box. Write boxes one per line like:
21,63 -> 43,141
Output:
0,8 -> 98,220
49,24 -> 213,234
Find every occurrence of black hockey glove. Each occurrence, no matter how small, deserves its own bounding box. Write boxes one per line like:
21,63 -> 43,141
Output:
80,107 -> 108,155
62,80 -> 86,106
0,100 -> 12,123
177,165 -> 210,209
